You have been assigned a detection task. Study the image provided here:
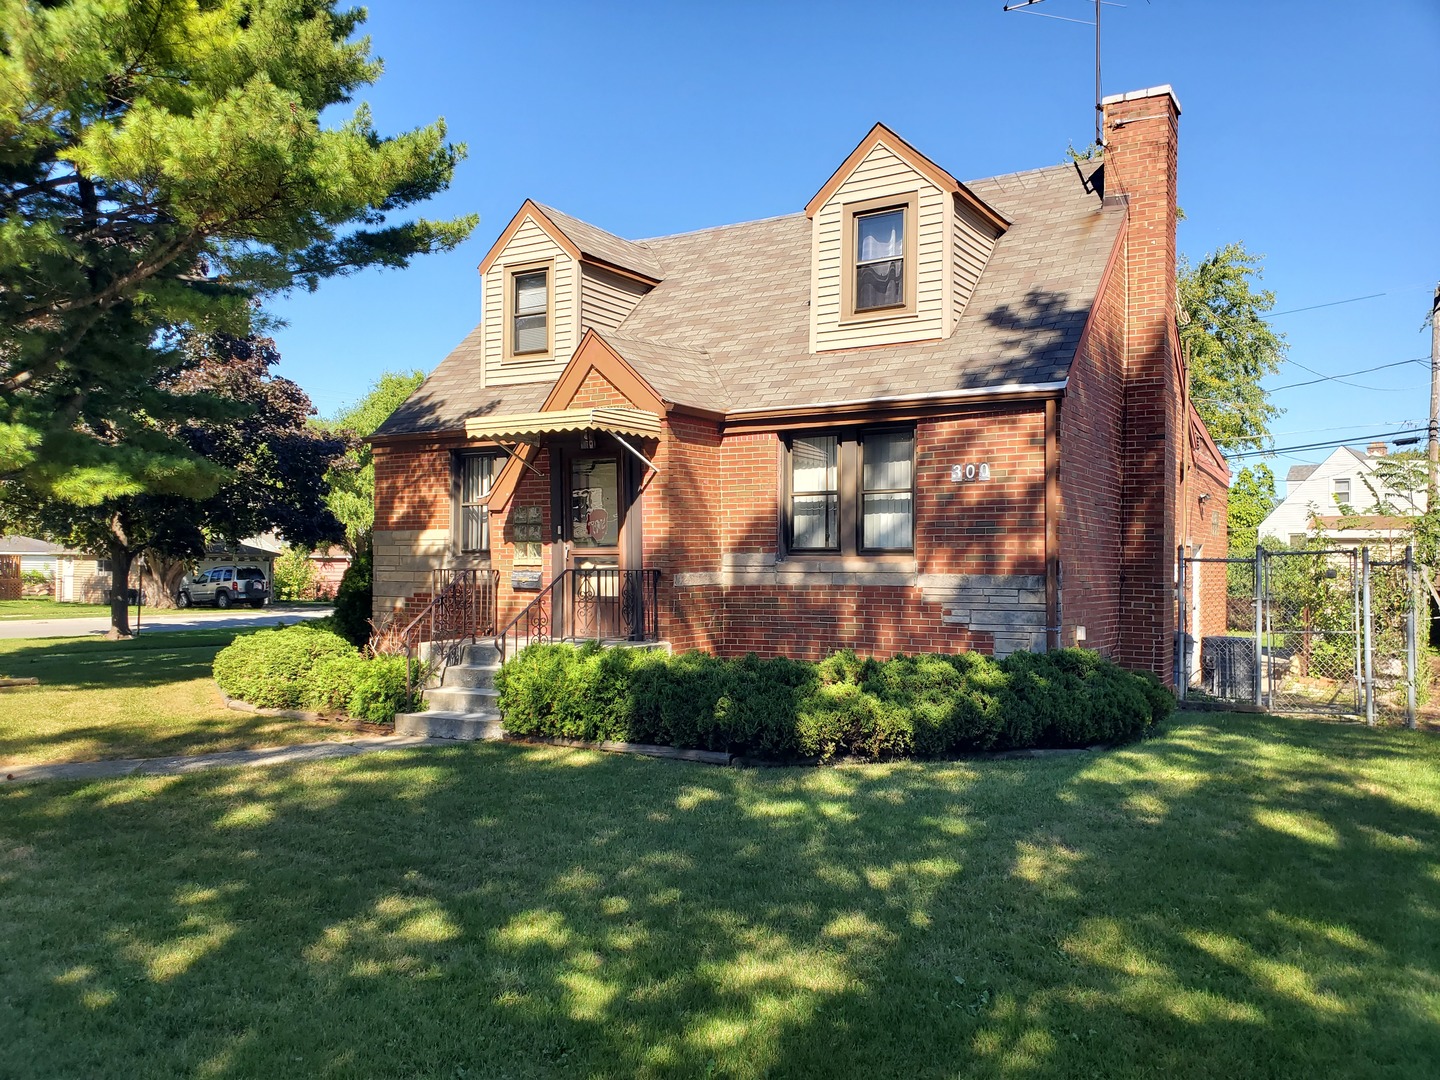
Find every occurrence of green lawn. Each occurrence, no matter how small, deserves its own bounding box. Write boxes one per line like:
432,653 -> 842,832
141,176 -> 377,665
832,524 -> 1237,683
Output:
2,714 -> 1436,1078
0,598 -> 115,619
0,629 -> 362,766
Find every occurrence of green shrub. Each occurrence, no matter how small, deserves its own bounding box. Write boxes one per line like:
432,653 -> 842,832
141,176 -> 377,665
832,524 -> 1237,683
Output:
272,546 -> 316,601
494,644 -> 1168,762
305,653 -> 370,713
213,623 -> 358,709
346,655 -> 426,723
331,545 -> 373,647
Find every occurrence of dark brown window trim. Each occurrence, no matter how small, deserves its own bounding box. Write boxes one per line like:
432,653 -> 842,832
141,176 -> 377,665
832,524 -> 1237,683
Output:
452,450 -> 498,556
839,191 -> 920,324
502,257 -> 555,361
780,426 -> 916,557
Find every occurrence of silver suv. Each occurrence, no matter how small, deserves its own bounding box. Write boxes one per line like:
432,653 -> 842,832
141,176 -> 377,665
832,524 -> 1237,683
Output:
177,566 -> 269,609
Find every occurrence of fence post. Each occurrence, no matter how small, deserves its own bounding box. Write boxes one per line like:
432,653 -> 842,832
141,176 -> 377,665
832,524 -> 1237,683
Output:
1362,547 -> 1374,726
1176,549 -> 1187,699
1407,544 -> 1419,729
1253,548 -> 1264,708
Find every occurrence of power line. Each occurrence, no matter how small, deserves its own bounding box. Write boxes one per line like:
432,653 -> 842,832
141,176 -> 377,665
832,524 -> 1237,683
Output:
1227,426 -> 1425,461
1268,283 -> 1434,319
1269,356 -> 1429,392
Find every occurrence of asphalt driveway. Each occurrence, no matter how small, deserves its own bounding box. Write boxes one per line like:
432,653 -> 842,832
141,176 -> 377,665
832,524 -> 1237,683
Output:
0,603 -> 333,640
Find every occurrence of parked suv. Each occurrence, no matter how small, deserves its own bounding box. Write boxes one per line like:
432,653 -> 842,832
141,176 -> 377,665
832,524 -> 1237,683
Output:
176,566 -> 269,609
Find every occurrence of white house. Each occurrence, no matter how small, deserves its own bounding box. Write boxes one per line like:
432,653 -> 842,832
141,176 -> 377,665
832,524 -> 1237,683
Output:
1258,443 -> 1425,549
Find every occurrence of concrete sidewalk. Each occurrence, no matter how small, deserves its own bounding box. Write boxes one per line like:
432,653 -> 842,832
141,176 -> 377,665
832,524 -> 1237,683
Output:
2,735 -> 449,784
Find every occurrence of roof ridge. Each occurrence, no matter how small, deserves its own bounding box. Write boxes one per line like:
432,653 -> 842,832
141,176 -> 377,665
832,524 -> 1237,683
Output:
968,161 -> 1083,186
635,210 -> 806,244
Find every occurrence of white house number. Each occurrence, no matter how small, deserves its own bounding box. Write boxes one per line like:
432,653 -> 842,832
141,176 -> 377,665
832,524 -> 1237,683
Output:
951,463 -> 991,483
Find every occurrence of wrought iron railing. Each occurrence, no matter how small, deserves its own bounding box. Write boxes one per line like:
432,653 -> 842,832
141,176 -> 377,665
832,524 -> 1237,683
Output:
496,567 -> 661,661
400,568 -> 499,699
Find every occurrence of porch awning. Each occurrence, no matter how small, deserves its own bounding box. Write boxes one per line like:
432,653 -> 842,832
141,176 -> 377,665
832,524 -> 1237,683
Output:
463,406 -> 662,443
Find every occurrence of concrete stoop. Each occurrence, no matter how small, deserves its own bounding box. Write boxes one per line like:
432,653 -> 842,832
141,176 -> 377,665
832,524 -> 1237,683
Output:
394,641 -> 505,742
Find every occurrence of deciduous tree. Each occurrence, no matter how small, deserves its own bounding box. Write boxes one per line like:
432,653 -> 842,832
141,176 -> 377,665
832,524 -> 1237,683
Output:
1179,242 -> 1287,455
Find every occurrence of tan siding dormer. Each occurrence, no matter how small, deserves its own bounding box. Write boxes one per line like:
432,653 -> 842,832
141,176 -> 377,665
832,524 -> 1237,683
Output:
580,264 -> 651,333
482,216 -> 578,387
807,124 -> 1008,354
952,195 -> 1002,325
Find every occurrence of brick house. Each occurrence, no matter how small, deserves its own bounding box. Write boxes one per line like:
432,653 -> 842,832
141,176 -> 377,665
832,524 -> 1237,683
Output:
371,85 -> 1228,683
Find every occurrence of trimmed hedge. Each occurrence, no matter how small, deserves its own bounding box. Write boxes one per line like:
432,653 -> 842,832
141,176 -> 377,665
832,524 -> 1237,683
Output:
213,621 -> 424,722
495,645 -> 1173,762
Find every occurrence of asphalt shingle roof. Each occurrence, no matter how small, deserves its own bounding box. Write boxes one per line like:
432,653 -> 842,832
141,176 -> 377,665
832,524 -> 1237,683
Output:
378,160 -> 1123,434
535,203 -> 664,281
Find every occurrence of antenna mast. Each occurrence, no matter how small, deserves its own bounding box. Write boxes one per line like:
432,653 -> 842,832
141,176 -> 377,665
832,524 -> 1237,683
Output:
1002,0 -> 1116,146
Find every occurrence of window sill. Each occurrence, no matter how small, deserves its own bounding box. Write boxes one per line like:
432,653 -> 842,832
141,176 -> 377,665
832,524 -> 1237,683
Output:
837,307 -> 919,327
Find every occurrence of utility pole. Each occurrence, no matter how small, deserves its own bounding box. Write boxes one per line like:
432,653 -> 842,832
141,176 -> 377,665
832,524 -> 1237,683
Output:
1431,282 -> 1440,504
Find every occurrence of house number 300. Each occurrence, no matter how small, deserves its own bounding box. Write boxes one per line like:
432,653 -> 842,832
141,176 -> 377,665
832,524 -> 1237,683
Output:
951,463 -> 991,482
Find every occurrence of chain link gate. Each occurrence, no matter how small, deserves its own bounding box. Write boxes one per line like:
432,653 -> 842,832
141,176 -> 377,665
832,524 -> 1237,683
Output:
1179,544 -> 1418,726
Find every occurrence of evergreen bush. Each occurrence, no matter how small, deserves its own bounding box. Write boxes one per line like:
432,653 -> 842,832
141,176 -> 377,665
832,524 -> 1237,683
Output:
213,623 -> 357,709
494,644 -> 1165,762
331,545 -> 373,646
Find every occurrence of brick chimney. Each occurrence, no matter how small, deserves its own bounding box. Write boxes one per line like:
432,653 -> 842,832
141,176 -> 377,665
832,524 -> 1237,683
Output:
1101,85 -> 1183,681
1367,442 -> 1388,457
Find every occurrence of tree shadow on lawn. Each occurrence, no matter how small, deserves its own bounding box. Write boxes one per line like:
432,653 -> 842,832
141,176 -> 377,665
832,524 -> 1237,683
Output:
1,714 -> 1438,1078
0,633 -> 244,691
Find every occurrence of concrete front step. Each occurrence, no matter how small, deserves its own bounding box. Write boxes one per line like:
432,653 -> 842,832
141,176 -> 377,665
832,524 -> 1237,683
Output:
461,642 -> 501,666
423,684 -> 499,713
441,661 -> 499,689
395,710 -> 504,741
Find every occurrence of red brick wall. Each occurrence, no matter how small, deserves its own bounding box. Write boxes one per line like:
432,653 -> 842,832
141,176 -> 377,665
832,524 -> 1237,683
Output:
1059,235 -> 1128,655
918,409 -> 1045,578
373,438 -> 455,534
1104,90 -> 1183,682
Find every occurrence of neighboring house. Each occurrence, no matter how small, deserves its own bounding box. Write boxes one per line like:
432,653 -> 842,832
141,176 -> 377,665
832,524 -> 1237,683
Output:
195,537 -> 282,584
0,535 -> 115,602
1258,443 -> 1425,550
370,86 -> 1228,683
308,545 -> 352,598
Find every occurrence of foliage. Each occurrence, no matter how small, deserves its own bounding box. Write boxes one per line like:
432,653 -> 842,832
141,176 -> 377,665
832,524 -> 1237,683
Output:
1,333 -> 346,634
0,0 -> 475,504
211,620 -> 421,721
212,621 -> 356,709
1227,463 -> 1276,595
320,370 -> 426,554
272,545 -> 317,601
330,542 -> 373,646
496,645 -> 1164,762
1179,242 -> 1287,455
1357,450 -> 1427,516
304,651 -> 423,722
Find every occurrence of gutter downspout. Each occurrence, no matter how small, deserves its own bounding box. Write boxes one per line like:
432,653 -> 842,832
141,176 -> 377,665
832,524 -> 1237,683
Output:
1045,398 -> 1061,651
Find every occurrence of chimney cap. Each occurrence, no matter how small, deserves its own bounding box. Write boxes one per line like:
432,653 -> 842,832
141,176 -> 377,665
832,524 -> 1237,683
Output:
1367,442 -> 1388,456
1100,85 -> 1182,115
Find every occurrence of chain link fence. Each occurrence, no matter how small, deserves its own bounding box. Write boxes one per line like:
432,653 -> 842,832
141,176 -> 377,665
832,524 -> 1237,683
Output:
1181,544 -> 1420,726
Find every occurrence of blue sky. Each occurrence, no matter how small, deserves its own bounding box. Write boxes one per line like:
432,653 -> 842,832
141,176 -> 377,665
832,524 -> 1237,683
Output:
269,0 -> 1439,493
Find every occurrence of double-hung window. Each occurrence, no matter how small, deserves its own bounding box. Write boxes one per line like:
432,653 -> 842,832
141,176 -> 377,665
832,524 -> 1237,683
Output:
457,453 -> 495,553
786,429 -> 915,554
842,192 -> 918,320
506,262 -> 552,358
1332,477 -> 1351,506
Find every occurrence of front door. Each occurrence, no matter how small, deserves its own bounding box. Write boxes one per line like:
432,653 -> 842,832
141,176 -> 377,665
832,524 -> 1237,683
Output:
561,451 -> 625,639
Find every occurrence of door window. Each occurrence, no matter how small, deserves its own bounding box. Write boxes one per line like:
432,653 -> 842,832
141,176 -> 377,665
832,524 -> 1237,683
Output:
569,457 -> 620,548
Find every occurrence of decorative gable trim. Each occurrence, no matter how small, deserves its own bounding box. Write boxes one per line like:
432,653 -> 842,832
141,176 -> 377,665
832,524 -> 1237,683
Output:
486,329 -> 669,507
478,200 -> 663,285
478,200 -> 581,276
804,123 -> 1009,233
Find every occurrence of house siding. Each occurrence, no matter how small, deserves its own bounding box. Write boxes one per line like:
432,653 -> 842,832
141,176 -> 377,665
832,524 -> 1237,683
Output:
482,216 -> 578,387
810,143 -> 947,352
580,264 -> 651,333
952,195 -> 1000,324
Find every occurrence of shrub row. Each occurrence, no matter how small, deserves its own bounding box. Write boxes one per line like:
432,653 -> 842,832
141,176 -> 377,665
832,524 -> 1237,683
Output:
212,620 -> 424,723
495,645 -> 1173,762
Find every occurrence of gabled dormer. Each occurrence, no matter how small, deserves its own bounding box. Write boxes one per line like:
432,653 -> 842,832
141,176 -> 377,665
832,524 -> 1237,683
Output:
805,124 -> 1008,353
477,200 -> 662,387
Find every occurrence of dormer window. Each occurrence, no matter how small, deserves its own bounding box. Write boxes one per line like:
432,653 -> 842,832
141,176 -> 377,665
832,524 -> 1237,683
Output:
841,192 -> 918,321
505,261 -> 553,358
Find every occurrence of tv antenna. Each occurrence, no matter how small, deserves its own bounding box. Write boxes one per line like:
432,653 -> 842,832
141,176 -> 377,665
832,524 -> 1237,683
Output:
1003,0 -> 1125,147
